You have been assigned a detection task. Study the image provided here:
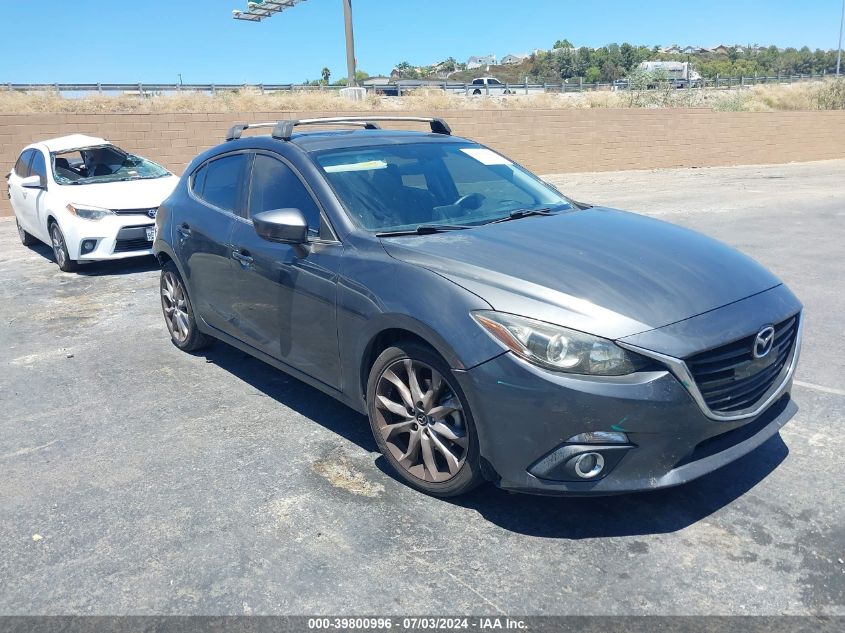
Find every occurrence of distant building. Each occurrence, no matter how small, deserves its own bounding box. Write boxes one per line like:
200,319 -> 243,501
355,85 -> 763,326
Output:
710,44 -> 747,55
660,44 -> 681,54
363,76 -> 391,87
466,54 -> 497,70
680,45 -> 706,54
501,53 -> 529,65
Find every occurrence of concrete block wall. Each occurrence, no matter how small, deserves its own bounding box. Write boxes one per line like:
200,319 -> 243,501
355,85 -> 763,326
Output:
2,108 -> 845,216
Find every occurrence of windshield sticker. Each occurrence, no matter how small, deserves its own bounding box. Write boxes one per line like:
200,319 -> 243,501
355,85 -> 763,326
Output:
324,160 -> 388,174
460,148 -> 512,166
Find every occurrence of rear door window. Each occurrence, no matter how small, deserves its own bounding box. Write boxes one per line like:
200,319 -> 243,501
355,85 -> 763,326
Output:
198,154 -> 250,214
14,150 -> 34,177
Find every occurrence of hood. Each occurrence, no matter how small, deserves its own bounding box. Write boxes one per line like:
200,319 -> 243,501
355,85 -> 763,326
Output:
60,176 -> 179,210
381,207 -> 781,340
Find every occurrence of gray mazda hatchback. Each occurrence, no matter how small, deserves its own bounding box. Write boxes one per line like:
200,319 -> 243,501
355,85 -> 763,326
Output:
154,116 -> 802,497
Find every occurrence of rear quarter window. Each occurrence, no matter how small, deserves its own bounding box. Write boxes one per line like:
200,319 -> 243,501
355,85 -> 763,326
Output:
14,150 -> 33,177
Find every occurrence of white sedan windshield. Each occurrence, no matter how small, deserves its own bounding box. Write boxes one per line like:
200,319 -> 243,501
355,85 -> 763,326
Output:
52,145 -> 170,185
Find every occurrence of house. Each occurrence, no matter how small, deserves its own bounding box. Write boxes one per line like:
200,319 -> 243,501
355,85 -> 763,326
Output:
680,45 -> 706,54
710,44 -> 744,55
501,53 -> 529,65
466,55 -> 497,70
660,44 -> 681,54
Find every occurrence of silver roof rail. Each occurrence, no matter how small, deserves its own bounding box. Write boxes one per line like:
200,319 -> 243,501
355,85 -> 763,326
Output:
226,116 -> 451,142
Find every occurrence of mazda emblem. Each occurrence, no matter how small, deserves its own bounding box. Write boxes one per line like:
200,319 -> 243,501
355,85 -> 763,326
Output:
752,326 -> 776,359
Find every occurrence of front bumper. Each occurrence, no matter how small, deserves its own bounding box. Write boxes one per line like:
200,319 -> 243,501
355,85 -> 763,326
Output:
73,223 -> 155,261
454,351 -> 797,495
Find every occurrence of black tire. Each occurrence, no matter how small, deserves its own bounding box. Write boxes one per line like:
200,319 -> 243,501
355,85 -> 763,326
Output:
15,216 -> 37,246
160,261 -> 214,352
472,89 -> 482,96
367,342 -> 484,497
49,222 -> 78,272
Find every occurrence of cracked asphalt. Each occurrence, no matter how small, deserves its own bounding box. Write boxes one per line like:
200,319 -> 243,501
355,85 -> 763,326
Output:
1,160 -> 843,615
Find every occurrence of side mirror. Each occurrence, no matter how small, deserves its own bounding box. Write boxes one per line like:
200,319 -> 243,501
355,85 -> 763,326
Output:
21,175 -> 45,189
253,208 -> 309,244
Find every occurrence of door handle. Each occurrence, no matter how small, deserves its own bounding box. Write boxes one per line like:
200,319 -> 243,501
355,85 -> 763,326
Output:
177,224 -> 192,239
232,249 -> 254,266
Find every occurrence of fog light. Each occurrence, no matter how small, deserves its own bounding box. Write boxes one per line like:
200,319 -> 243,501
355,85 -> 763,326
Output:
566,431 -> 628,444
81,240 -> 97,254
573,452 -> 605,479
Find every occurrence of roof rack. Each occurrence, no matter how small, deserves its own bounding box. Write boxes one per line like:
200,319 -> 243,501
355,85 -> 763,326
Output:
225,116 -> 452,142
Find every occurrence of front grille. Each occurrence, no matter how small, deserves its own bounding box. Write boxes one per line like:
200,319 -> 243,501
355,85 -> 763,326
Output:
112,207 -> 157,217
685,315 -> 799,414
114,238 -> 153,253
674,395 -> 790,467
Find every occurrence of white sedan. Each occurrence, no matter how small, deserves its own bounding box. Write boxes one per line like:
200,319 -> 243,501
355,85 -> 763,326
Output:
6,134 -> 178,271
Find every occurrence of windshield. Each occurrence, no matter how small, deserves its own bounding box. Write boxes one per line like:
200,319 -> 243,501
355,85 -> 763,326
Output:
315,142 -> 572,233
52,144 -> 170,185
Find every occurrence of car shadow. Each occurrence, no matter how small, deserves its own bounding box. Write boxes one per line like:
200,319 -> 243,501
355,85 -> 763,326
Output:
200,341 -> 376,452
200,339 -> 789,539
443,433 -> 788,538
24,242 -> 159,276
75,256 -> 159,277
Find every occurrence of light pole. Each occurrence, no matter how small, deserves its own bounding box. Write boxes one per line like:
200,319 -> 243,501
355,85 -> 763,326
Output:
342,0 -> 357,87
837,0 -> 844,75
233,0 -> 358,87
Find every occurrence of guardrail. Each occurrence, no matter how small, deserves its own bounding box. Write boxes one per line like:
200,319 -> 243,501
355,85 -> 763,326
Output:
0,74 -> 830,98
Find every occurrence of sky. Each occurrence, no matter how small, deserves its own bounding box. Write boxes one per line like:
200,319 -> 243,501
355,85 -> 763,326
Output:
0,0 -> 841,84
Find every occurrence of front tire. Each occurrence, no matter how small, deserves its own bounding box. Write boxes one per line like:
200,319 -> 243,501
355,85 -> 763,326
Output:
16,217 -> 36,246
160,261 -> 213,352
49,222 -> 77,272
367,342 -> 484,497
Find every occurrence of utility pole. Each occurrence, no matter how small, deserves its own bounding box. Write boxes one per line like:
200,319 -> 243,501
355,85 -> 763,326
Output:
342,0 -> 357,86
233,0 -> 358,87
838,0 -> 844,75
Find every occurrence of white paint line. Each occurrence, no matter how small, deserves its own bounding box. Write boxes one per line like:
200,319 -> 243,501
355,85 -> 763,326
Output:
0,440 -> 58,461
794,380 -> 845,397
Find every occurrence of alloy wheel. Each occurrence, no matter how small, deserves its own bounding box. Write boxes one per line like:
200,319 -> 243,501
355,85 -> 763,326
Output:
50,225 -> 66,268
374,359 -> 468,483
161,270 -> 191,344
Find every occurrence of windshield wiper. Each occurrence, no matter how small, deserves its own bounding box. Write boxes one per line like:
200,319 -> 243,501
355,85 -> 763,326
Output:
487,207 -> 554,225
376,224 -> 472,237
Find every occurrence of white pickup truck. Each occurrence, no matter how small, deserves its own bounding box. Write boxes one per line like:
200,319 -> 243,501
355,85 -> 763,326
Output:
468,77 -> 516,95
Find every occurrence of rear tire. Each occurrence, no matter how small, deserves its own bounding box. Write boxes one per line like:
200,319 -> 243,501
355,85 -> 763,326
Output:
160,261 -> 213,352
16,216 -> 36,246
367,342 -> 484,497
49,222 -> 77,272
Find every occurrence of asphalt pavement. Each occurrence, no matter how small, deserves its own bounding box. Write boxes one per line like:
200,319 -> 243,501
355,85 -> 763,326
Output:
1,159 -> 843,615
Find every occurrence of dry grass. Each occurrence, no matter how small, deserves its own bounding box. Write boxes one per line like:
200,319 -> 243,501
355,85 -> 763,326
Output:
0,80 -> 842,114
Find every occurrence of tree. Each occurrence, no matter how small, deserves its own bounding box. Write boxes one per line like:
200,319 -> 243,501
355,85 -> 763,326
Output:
332,70 -> 370,86
584,66 -> 602,83
321,67 -> 331,85
554,38 -> 573,49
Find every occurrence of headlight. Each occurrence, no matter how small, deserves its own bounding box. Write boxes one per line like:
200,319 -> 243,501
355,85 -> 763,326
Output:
66,203 -> 114,221
472,310 -> 649,375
